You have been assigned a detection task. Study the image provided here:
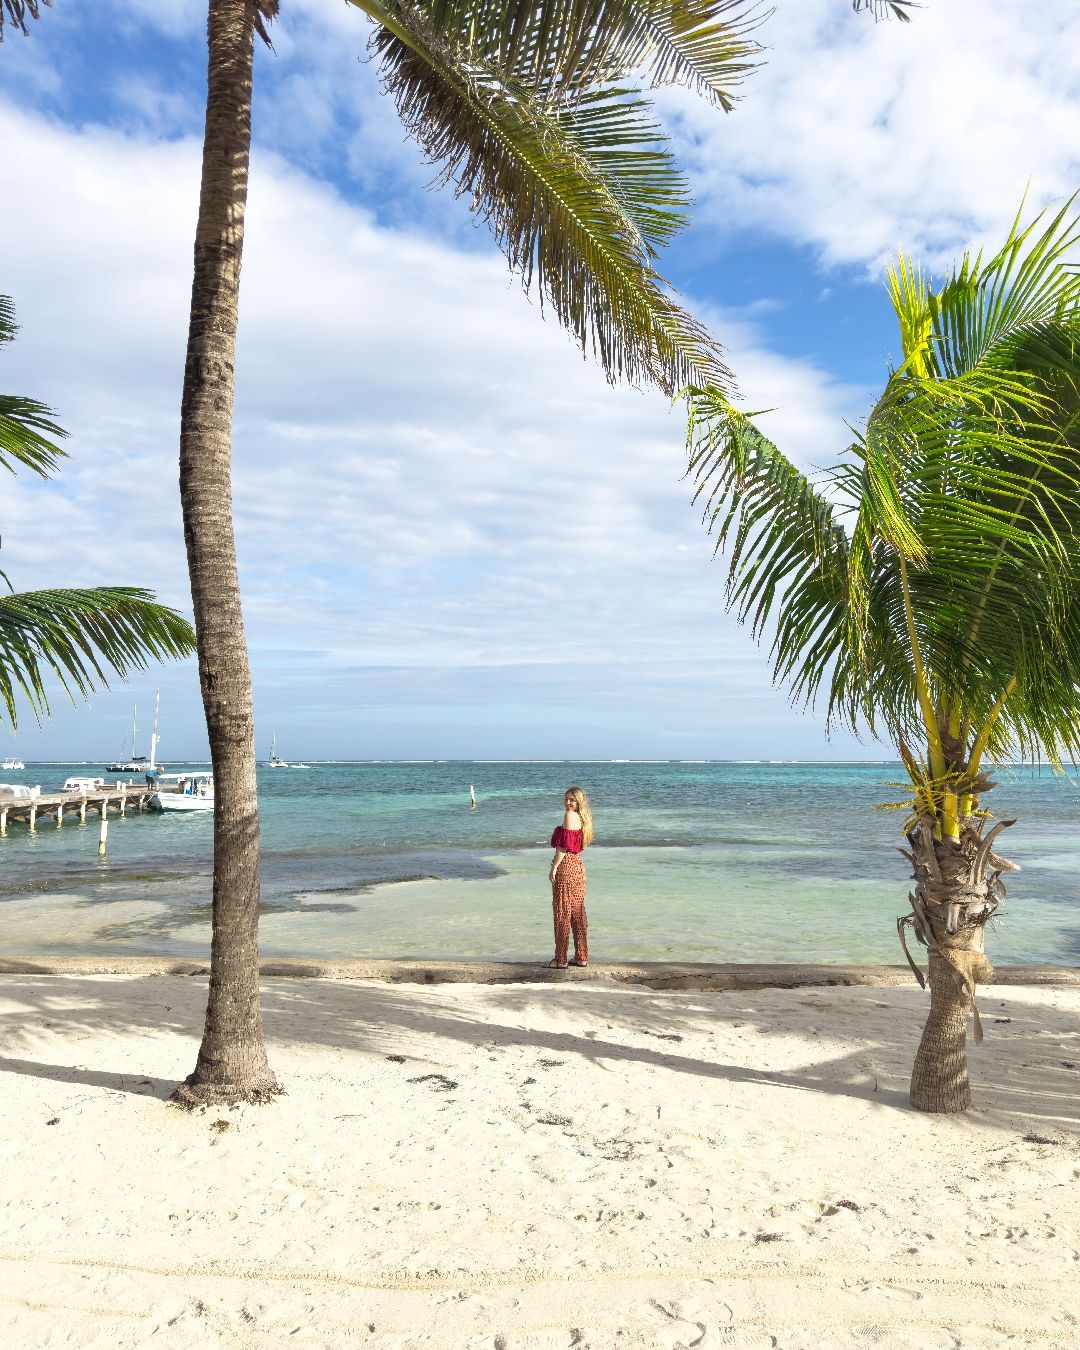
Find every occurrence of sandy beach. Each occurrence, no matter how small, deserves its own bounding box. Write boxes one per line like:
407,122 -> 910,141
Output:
1,970 -> 1078,1348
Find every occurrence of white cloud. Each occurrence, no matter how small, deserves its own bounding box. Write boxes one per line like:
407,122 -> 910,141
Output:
661,0 -> 1080,271
0,99 -> 868,756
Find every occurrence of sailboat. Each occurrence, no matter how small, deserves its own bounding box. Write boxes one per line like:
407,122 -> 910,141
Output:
266,733 -> 289,768
106,691 -> 162,774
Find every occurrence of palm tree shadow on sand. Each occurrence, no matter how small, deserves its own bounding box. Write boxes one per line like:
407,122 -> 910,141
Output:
0,975 -> 1076,1131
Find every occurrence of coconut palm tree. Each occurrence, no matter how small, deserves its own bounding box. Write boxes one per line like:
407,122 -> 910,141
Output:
0,296 -> 195,727
687,200 -> 1080,1113
171,0 -> 762,1108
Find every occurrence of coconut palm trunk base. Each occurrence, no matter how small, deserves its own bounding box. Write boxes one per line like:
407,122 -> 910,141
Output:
172,1050 -> 282,1108
900,817 -> 1015,1114
171,765 -> 281,1108
909,946 -> 992,1112
172,1044 -> 282,1109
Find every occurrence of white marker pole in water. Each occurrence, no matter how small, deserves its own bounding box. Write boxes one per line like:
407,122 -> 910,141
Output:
99,814 -> 108,855
469,783 -> 477,810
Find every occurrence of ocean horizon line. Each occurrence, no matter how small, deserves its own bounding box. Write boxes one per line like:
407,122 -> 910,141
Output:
5,756 -> 907,766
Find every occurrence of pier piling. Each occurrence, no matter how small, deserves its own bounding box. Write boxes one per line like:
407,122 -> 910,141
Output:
0,785 -> 154,835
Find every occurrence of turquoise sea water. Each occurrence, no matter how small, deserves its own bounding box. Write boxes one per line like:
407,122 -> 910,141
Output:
1,761 -> 1078,965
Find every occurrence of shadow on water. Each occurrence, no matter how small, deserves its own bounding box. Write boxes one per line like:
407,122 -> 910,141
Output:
0,975 -> 1077,1131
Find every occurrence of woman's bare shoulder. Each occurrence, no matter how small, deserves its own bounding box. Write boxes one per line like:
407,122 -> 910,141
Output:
564,809 -> 582,829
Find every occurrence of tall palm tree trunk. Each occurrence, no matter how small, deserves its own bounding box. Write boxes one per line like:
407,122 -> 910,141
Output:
904,819 -> 1012,1112
172,0 -> 280,1107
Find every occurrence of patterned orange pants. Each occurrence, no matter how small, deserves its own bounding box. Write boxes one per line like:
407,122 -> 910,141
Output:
551,853 -> 588,965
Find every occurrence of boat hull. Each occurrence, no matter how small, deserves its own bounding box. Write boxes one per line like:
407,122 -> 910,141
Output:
150,792 -> 214,813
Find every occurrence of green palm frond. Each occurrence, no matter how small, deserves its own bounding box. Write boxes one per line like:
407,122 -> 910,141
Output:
0,297 -> 68,476
377,1 -> 764,110
347,0 -> 738,394
0,393 -> 68,477
0,587 -> 196,727
922,196 -> 1080,382
689,199 -> 1080,771
686,388 -> 862,710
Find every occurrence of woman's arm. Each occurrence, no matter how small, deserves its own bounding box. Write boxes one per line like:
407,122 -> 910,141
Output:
549,846 -> 566,884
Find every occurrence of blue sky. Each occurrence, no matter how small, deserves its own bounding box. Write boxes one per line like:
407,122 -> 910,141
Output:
3,0 -> 1080,762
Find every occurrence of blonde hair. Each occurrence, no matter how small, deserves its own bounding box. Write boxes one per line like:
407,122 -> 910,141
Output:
565,785 -> 594,848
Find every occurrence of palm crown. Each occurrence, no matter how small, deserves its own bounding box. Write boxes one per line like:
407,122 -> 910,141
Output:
688,201 -> 1080,837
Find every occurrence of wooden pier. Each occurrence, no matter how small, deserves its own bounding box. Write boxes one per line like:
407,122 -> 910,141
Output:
0,785 -> 157,834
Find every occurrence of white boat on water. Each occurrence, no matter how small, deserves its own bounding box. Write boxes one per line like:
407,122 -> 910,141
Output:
266,734 -> 308,768
106,693 -> 163,774
149,771 -> 214,813
265,732 -> 289,768
1,758 -> 24,770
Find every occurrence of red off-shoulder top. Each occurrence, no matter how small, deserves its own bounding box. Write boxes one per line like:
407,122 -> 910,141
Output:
550,825 -> 584,854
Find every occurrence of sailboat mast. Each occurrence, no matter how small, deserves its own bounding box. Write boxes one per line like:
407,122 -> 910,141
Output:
150,688 -> 160,770
131,703 -> 138,759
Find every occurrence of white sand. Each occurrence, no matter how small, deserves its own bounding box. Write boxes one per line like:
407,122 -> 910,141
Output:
0,975 -> 1078,1349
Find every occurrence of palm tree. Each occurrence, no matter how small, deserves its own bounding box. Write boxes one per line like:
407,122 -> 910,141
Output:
0,296 -> 195,729
170,0 -> 764,1107
687,200 -> 1080,1113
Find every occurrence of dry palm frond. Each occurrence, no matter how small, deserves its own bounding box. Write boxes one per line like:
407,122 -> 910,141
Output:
253,0 -> 280,47
0,0 -> 50,41
852,0 -> 917,19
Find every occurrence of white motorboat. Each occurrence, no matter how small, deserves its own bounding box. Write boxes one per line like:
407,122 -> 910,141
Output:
1,758 -> 24,770
149,771 -> 214,813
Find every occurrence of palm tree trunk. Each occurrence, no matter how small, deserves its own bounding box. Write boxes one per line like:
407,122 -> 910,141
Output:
910,943 -> 985,1112
172,0 -> 280,1107
904,820 -> 1011,1113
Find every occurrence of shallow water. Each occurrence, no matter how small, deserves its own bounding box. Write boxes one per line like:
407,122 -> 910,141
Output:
1,760 -> 1078,964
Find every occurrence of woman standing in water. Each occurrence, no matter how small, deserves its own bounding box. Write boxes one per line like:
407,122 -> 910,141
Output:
548,785 -> 593,968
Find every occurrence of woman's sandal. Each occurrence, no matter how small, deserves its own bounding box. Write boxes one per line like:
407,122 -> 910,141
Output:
546,958 -> 568,969
569,959 -> 589,967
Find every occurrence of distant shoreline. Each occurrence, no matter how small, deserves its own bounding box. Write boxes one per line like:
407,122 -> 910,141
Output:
11,757 -> 1077,766
6,757 -> 907,766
